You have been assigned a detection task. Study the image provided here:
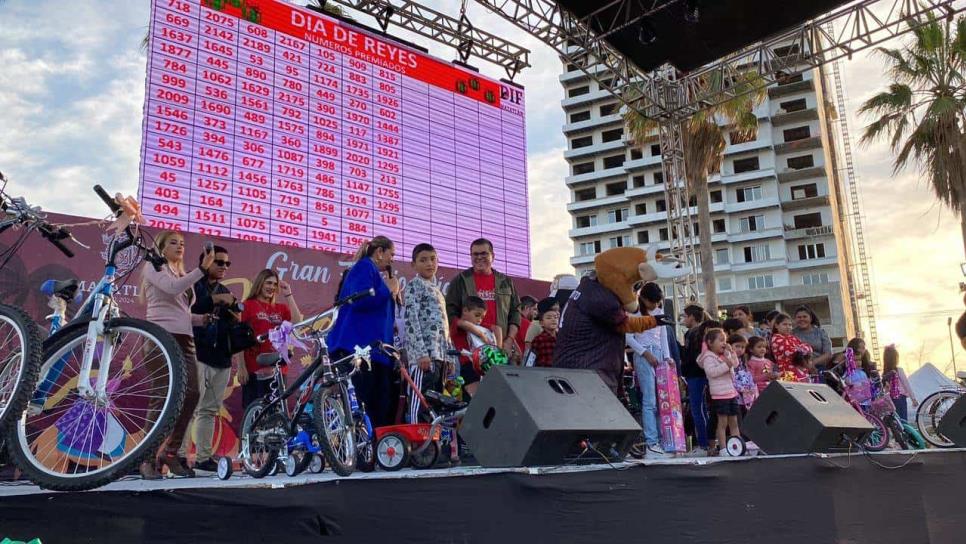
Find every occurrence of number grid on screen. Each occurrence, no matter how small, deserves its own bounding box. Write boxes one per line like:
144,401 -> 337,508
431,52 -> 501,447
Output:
139,0 -> 530,276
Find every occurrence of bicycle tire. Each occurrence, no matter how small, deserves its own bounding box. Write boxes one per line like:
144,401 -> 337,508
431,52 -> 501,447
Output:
862,412 -> 889,452
901,421 -> 927,450
355,417 -> 375,473
889,416 -> 909,450
313,383 -> 355,477
0,304 -> 43,428
6,318 -> 185,491
240,401 -> 283,479
916,390 -> 961,448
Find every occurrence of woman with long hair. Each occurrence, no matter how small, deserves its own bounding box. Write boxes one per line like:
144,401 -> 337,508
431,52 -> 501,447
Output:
792,305 -> 832,370
326,236 -> 400,427
238,269 -> 302,409
139,230 -> 214,479
882,345 -> 918,422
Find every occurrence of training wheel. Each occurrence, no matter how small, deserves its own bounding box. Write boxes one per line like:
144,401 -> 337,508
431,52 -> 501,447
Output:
726,436 -> 746,457
284,456 -> 299,477
309,453 -> 325,474
376,432 -> 411,472
217,457 -> 233,480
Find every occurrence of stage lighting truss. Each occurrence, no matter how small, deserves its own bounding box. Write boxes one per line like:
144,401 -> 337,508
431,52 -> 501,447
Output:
324,0 -> 532,80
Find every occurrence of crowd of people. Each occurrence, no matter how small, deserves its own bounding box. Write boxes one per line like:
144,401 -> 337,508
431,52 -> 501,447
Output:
137,230 -> 917,478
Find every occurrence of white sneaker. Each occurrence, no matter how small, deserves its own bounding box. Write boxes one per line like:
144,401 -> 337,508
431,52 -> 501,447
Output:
645,444 -> 672,458
687,447 -> 708,458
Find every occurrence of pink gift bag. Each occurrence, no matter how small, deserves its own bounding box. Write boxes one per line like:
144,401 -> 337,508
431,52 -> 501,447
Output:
655,361 -> 687,453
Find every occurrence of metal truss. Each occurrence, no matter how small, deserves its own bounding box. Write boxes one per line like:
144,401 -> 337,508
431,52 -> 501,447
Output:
325,0 -> 532,79
658,121 -> 700,310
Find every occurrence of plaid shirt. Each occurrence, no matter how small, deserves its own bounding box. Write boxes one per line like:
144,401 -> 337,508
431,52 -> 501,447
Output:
530,330 -> 556,367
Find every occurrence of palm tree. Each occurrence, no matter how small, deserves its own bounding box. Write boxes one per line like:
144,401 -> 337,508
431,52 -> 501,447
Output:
624,72 -> 764,314
859,14 -> 966,257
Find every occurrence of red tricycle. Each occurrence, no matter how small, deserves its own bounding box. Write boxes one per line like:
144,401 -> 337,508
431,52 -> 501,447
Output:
372,343 -> 468,471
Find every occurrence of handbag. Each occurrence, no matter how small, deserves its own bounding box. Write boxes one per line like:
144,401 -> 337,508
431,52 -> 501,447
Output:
227,322 -> 256,354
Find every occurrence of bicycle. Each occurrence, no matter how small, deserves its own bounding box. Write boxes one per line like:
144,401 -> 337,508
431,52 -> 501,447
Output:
0,172 -> 78,429
222,288 -> 374,480
916,371 -> 966,448
823,365 -> 889,452
5,185 -> 186,491
868,377 -> 926,450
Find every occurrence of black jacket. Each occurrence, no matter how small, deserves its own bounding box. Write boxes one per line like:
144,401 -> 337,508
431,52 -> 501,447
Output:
191,279 -> 235,368
679,326 -> 706,379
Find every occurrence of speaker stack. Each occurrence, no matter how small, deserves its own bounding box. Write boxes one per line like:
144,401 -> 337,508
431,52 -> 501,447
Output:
460,366 -> 641,467
744,381 -> 874,454
938,394 -> 966,447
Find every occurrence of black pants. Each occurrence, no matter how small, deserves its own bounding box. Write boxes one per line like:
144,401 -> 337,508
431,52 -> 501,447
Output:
340,352 -> 393,428
241,376 -> 273,412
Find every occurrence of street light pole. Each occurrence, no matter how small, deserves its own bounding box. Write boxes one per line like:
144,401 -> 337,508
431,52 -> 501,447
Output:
948,316 -> 958,376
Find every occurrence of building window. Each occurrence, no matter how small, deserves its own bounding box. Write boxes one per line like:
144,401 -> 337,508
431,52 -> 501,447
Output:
605,182 -> 626,196
774,44 -> 802,57
603,154 -> 625,169
579,241 -> 602,256
797,243 -> 827,260
777,72 -> 804,85
609,235 -> 630,248
793,212 -> 823,229
729,130 -> 757,145
573,162 -> 595,175
715,248 -> 730,265
802,272 -> 830,285
791,184 -> 819,200
565,63 -> 578,72
632,175 -> 646,188
599,78 -> 614,89
635,203 -> 647,215
787,154 -> 815,169
568,85 -> 590,98
747,275 -> 775,290
629,148 -> 643,161
571,135 -> 593,149
602,128 -> 623,143
691,222 -> 700,237
783,126 -> 811,142
779,98 -> 807,113
712,218 -> 726,233
599,103 -> 618,116
654,171 -> 665,185
650,144 -> 661,156
710,190 -> 723,203
736,185 -> 762,203
656,199 -> 667,212
733,156 -> 760,174
575,188 -> 596,202
659,227 -> 669,241
637,230 -> 650,244
569,110 -> 591,123
607,208 -> 629,223
743,244 -> 770,262
739,215 -> 765,232
575,215 -> 597,228
718,277 -> 733,291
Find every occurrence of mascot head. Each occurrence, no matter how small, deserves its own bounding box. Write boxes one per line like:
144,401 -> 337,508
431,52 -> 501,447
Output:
594,246 -> 688,312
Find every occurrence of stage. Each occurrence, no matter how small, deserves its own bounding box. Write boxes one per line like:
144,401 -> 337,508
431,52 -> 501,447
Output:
1,449 -> 964,544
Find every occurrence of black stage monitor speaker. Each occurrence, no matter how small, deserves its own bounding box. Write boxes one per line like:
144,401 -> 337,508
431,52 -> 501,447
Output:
461,366 -> 641,467
744,381 -> 874,454
938,393 -> 966,447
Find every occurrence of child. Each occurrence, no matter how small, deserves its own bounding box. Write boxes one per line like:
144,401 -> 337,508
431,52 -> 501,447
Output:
526,298 -> 560,368
770,313 -> 811,373
728,334 -> 758,409
525,298 -> 560,352
625,283 -> 672,458
450,296 -> 492,397
882,345 -> 918,422
697,328 -> 741,456
402,244 -> 458,425
781,348 -> 813,383
746,336 -> 778,395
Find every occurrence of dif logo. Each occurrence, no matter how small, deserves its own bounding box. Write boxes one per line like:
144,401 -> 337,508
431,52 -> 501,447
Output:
501,85 -> 523,106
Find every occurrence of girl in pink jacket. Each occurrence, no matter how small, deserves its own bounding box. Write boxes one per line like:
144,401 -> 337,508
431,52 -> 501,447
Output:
698,328 -> 741,455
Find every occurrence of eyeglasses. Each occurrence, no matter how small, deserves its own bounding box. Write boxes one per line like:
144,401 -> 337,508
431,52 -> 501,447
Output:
213,259 -> 231,268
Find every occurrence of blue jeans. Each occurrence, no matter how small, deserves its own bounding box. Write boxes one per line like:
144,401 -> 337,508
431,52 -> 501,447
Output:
894,394 -> 909,422
634,353 -> 659,446
686,376 -> 710,449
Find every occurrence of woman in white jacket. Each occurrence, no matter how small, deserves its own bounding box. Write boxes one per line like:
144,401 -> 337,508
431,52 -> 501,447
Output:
625,283 -> 671,458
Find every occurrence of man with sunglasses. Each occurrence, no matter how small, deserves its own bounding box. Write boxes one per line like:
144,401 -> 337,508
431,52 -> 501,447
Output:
184,245 -> 240,472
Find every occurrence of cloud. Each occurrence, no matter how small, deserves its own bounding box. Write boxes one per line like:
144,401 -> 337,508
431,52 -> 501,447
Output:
526,147 -> 571,280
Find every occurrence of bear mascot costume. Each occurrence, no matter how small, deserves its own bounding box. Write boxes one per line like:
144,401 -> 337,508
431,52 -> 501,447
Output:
554,246 -> 687,391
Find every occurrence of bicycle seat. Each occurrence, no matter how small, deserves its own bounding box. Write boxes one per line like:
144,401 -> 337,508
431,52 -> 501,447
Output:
425,390 -> 467,412
40,279 -> 79,301
256,353 -> 283,367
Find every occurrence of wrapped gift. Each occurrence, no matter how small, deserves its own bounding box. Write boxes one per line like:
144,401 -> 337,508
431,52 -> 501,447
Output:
655,361 -> 687,453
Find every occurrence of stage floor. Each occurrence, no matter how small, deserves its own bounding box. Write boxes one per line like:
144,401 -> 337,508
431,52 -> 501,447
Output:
2,449 -> 964,543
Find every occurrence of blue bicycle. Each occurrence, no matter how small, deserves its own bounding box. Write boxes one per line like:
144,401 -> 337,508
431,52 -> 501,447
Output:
5,185 -> 186,491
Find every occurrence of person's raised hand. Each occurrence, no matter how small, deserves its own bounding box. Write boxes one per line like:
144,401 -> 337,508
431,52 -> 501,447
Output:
200,246 -> 216,270
279,280 -> 293,298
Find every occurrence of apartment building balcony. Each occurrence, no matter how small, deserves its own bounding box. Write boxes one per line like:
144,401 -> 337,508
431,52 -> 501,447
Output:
568,221 -> 631,239
564,140 -> 626,160
787,256 -> 840,270
566,193 -> 628,212
561,88 -> 614,109
562,113 -> 622,135
628,210 -> 668,227
726,196 -> 782,214
624,154 -> 663,171
781,194 -> 830,211
723,138 -> 773,156
564,166 -> 626,186
775,135 -> 822,154
720,168 -> 777,185
772,106 -> 818,126
777,165 -> 826,183
570,253 -> 597,266
784,224 -> 834,241
731,258 -> 789,273
625,183 -> 666,198
559,63 -> 609,84
767,78 -> 814,99
726,226 -> 785,244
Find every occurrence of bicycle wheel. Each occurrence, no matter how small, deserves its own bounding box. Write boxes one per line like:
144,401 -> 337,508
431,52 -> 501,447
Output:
240,401 -> 283,478
0,304 -> 43,428
313,383 -> 355,477
889,416 -> 909,450
6,318 -> 185,491
862,412 -> 889,452
917,390 -> 960,448
355,416 -> 375,473
901,421 -> 927,450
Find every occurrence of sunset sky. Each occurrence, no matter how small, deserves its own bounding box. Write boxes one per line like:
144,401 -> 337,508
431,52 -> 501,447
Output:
0,0 -> 962,374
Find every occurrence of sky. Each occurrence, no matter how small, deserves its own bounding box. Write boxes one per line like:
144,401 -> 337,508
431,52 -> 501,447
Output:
0,0 -> 962,373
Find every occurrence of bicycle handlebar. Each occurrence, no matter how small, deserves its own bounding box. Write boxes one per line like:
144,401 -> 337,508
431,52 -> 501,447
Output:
38,224 -> 74,258
93,185 -> 122,217
335,288 -> 374,307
